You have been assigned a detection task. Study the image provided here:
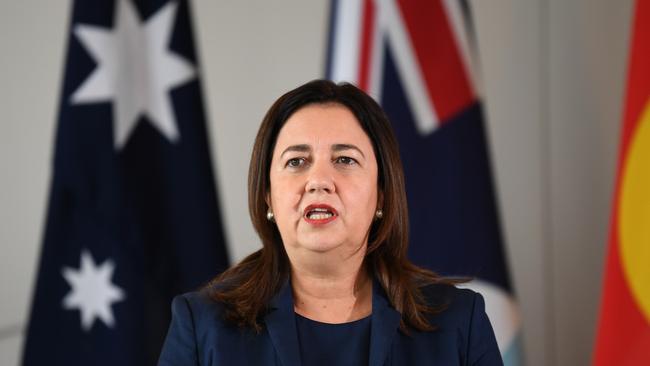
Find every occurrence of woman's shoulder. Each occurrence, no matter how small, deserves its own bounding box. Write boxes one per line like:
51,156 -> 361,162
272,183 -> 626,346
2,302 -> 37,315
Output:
419,282 -> 478,304
418,283 -> 487,327
175,288 -> 218,308
170,288 -> 229,330
160,288 -> 254,364
411,283 -> 503,364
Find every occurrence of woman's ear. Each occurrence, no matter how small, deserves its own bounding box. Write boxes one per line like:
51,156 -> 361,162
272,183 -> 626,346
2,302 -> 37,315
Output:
377,190 -> 384,209
265,192 -> 272,209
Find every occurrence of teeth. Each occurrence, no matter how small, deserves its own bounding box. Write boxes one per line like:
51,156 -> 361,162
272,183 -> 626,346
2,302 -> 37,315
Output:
307,212 -> 333,220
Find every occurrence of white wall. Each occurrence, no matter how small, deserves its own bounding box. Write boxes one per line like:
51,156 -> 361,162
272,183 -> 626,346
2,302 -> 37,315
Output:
0,1 -> 633,365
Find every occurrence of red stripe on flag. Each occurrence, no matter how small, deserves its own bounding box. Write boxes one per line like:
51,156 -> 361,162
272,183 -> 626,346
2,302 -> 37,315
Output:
594,213 -> 650,365
358,0 -> 375,92
396,0 -> 474,122
621,0 -> 650,148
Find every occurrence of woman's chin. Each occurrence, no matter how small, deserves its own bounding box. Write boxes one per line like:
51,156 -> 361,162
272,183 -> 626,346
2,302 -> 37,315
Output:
299,241 -> 342,254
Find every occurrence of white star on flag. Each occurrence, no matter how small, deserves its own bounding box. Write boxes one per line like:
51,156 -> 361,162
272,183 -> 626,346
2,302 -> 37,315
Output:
70,0 -> 196,149
62,249 -> 126,332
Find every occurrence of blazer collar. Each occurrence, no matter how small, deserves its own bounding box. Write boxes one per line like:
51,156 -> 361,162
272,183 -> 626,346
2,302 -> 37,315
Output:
264,278 -> 401,366
265,281 -> 302,366
369,280 -> 402,366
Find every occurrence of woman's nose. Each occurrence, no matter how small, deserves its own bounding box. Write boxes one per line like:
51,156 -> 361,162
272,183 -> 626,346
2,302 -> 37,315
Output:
305,160 -> 335,193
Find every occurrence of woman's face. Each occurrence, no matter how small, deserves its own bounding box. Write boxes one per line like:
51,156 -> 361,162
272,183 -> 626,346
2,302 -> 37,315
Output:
268,103 -> 379,260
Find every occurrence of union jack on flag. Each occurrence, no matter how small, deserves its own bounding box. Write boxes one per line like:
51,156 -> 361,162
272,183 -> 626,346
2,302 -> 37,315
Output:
327,0 -> 523,364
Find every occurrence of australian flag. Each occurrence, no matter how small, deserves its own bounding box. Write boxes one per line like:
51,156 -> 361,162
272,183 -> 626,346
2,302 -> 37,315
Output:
327,0 -> 523,363
22,0 -> 229,364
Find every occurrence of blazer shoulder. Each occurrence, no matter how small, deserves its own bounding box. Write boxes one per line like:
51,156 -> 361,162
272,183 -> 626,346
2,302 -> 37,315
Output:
175,289 -> 228,330
420,283 -> 503,365
158,290 -> 231,365
178,289 -> 219,311
419,283 -> 485,328
419,283 -> 475,311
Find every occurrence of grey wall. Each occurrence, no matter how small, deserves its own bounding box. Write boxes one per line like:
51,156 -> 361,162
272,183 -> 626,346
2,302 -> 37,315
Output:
0,1 -> 633,365
474,2 -> 632,365
547,0 -> 632,363
474,1 -> 551,363
0,1 -> 69,363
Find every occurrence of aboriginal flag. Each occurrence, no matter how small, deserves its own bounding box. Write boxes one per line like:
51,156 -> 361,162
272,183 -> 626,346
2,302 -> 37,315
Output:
327,0 -> 522,363
593,0 -> 650,364
22,0 -> 229,365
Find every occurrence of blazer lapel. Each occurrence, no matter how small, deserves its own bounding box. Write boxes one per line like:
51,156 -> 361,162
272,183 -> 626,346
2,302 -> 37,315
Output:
264,281 -> 302,366
264,278 -> 400,366
369,280 -> 401,366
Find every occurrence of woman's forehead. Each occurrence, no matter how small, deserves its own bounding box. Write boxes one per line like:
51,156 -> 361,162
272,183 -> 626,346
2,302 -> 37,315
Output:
274,104 -> 373,150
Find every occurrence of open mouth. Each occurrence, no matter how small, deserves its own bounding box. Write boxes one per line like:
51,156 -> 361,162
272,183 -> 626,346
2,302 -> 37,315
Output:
303,204 -> 338,224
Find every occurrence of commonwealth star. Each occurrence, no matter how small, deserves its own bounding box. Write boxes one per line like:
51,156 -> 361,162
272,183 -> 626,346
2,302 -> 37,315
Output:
70,0 -> 196,149
61,249 -> 126,331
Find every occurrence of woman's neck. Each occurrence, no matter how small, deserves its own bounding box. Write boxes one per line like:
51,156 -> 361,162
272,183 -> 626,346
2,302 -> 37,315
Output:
290,261 -> 372,324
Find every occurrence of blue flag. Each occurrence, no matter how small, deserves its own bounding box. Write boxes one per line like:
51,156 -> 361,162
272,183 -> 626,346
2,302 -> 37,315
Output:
327,0 -> 523,363
22,0 -> 229,364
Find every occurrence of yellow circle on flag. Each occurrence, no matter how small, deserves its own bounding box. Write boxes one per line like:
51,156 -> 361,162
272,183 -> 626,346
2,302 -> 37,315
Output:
619,100 -> 650,325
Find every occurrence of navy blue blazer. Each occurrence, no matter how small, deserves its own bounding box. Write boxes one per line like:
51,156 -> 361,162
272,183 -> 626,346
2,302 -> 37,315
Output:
158,281 -> 503,365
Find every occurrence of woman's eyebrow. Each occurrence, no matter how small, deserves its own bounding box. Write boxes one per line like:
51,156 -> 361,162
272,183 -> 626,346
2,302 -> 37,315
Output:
332,144 -> 365,159
280,144 -> 311,158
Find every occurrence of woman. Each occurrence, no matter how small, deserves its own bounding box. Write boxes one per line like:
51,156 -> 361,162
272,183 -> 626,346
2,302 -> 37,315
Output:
158,80 -> 502,365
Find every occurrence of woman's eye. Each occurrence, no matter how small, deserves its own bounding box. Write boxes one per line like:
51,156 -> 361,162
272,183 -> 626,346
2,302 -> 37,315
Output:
286,158 -> 305,168
335,156 -> 357,165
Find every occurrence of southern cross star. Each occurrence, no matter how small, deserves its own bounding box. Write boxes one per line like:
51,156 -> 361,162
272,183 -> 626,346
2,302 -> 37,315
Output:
70,0 -> 196,149
61,249 -> 126,331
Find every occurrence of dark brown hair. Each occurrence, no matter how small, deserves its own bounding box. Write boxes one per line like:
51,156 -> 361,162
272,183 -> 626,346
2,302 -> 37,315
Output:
208,79 -> 455,332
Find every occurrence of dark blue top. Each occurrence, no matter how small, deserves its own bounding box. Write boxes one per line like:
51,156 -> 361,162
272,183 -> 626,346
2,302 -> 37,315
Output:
295,313 -> 371,366
158,280 -> 503,365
